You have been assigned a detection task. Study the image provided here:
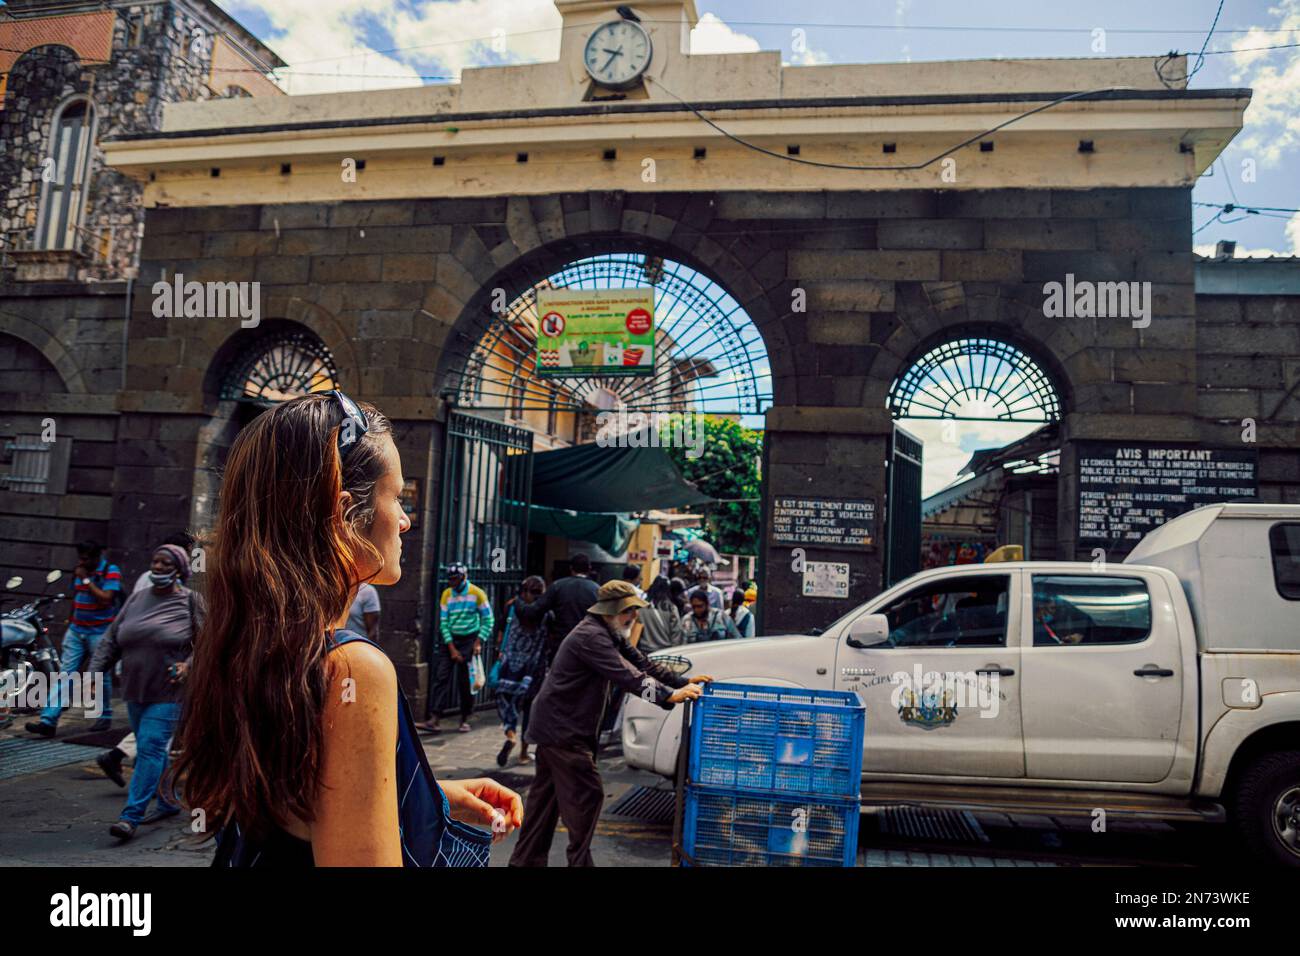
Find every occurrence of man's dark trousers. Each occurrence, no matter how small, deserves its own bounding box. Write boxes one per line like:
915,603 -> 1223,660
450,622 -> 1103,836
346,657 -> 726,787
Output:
427,636 -> 475,721
508,742 -> 603,867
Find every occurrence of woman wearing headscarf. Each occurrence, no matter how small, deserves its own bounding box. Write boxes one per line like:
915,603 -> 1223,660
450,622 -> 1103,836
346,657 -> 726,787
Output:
89,542 -> 203,841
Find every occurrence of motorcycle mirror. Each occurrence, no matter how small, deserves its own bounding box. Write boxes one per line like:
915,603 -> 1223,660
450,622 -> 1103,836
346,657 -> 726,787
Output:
5,576 -> 21,590
45,570 -> 62,584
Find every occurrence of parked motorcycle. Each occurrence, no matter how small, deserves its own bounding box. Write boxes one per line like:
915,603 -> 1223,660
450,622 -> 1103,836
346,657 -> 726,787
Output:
1,570 -> 65,727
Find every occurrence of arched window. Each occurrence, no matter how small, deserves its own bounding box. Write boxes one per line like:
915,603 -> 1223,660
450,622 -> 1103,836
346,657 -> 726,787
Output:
36,98 -> 96,251
219,328 -> 340,404
888,337 -> 1061,422
449,252 -> 772,427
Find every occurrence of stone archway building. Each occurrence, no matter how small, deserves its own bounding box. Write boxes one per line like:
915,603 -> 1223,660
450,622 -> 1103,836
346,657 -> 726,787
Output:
88,1 -> 1300,708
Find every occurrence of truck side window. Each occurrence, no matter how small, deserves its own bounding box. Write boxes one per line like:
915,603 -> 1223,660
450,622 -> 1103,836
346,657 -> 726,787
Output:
877,574 -> 1009,648
1268,523 -> 1300,600
1031,575 -> 1151,646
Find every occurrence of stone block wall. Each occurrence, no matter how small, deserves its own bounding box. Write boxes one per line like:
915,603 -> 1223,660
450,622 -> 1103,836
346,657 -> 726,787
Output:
108,186 -> 1248,641
0,3 -> 253,281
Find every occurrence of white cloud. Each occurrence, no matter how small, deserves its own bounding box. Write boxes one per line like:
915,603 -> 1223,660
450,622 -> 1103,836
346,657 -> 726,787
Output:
224,0 -> 563,94
689,12 -> 760,55
1227,0 -> 1300,166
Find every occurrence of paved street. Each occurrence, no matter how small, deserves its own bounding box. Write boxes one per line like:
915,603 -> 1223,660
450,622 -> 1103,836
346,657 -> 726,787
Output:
0,706 -> 1234,868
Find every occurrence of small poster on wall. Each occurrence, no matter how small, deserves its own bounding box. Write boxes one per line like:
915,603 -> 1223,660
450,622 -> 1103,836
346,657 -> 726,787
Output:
802,561 -> 850,599
536,287 -> 655,378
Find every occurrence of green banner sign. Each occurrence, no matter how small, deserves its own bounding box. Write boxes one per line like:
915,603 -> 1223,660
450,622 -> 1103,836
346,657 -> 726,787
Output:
536,287 -> 655,378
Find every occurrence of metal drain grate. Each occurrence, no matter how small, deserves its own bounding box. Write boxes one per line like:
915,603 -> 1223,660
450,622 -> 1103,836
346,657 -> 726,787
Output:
606,786 -> 678,824
0,737 -> 104,781
879,806 -> 989,844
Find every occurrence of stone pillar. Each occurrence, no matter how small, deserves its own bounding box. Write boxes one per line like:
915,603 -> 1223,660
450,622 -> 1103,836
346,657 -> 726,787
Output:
759,406 -> 892,636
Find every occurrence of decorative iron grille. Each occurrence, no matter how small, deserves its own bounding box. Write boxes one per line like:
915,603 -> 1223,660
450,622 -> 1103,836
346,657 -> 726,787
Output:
888,338 -> 1061,422
445,253 -> 773,417
219,329 -> 340,404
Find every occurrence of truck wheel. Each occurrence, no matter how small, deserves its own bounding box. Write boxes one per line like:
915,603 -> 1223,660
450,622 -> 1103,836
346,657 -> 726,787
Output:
1233,750 -> 1300,866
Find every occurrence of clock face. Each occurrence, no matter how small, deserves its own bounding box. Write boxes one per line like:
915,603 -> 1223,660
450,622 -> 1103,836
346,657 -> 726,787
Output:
583,20 -> 653,89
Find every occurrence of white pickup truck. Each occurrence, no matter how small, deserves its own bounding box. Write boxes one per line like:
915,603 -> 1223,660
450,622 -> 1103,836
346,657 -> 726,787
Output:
623,503 -> 1300,864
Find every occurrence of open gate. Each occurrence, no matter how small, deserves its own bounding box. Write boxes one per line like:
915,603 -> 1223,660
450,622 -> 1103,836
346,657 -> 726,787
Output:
430,411 -> 534,712
884,424 -> 923,588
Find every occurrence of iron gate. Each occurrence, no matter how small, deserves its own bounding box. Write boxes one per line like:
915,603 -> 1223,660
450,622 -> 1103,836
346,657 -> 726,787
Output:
430,411 -> 534,712
884,424 -> 923,588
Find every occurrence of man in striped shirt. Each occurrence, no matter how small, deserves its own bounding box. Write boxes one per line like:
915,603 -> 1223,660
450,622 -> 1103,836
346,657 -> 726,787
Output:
419,563 -> 494,734
27,541 -> 121,737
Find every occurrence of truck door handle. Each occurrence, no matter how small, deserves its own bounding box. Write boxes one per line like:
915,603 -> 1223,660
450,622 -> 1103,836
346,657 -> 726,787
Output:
976,667 -> 1015,677
1134,666 -> 1175,678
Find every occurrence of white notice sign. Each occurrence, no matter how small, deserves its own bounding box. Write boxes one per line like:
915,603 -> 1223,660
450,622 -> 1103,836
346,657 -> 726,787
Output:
802,562 -> 850,599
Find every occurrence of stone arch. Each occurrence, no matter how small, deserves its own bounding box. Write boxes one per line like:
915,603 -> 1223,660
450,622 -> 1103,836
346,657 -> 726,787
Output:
866,281 -> 1077,416
426,194 -> 792,405
200,296 -> 362,403
0,312 -> 88,393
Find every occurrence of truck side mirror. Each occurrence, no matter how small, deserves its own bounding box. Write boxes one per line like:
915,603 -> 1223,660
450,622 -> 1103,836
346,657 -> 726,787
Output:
846,613 -> 890,648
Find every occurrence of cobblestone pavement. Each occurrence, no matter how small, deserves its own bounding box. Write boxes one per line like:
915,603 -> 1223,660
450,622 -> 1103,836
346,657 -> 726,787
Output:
0,708 -> 1230,867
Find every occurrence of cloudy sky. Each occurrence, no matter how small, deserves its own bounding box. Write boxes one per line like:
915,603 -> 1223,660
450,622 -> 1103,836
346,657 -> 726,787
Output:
203,1 -> 1300,493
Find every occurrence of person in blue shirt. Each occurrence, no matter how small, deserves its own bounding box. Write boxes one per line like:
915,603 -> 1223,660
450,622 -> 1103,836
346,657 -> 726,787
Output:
27,541 -> 121,736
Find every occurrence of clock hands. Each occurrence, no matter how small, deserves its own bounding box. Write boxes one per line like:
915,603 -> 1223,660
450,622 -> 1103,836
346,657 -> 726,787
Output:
600,46 -> 624,74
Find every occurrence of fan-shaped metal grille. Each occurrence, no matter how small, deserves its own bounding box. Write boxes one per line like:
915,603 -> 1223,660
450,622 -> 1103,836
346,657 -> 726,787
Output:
888,338 -> 1061,421
446,253 -> 772,417
219,330 -> 340,404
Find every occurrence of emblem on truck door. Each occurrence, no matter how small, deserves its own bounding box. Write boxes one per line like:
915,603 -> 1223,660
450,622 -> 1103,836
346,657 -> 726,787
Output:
897,687 -> 958,729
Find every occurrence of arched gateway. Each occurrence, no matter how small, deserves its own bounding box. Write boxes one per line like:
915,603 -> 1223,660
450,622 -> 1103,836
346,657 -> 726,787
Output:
102,0 -> 1256,710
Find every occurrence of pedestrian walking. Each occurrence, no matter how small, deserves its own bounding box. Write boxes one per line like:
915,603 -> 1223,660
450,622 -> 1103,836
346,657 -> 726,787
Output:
516,553 -> 599,665
681,591 -> 742,642
97,531 -> 196,786
170,392 -> 520,866
419,563 -> 494,734
728,587 -> 755,638
88,542 -> 203,840
669,576 -> 689,617
682,567 -> 725,611
346,581 -> 381,641
494,576 -> 548,767
26,541 -> 121,737
620,562 -> 645,599
637,575 -> 685,652
509,580 -> 710,867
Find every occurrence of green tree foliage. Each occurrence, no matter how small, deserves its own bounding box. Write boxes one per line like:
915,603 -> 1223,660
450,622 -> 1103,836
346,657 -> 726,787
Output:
660,415 -> 762,555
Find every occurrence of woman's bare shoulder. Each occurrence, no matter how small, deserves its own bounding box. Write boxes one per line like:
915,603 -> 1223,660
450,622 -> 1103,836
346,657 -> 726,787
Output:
325,640 -> 397,706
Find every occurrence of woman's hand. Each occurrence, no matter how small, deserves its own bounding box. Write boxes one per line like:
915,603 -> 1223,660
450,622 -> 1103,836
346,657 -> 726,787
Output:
442,777 -> 524,842
168,661 -> 190,684
685,673 -> 714,684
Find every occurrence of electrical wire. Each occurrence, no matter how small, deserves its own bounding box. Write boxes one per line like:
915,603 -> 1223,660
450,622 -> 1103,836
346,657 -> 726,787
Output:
645,76 -> 1137,172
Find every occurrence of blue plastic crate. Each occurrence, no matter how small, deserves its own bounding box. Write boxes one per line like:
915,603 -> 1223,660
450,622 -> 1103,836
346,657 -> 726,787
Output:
682,785 -> 859,867
688,682 -> 865,800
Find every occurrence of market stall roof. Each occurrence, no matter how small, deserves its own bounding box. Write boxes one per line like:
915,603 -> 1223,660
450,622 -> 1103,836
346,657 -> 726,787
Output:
530,429 -> 713,513
507,501 -> 638,555
925,424 -> 1061,533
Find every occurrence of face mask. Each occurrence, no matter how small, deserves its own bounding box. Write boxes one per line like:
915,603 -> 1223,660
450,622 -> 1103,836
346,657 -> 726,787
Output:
149,570 -> 178,588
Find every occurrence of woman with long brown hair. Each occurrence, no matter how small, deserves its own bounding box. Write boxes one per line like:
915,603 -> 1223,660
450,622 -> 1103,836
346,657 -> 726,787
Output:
170,391 -> 521,866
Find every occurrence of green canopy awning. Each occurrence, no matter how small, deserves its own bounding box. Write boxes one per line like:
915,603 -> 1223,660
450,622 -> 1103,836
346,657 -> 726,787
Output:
529,503 -> 638,554
530,431 -> 712,513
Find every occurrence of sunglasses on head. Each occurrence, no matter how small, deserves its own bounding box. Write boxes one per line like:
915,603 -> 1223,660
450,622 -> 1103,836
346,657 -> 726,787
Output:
325,389 -> 369,462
